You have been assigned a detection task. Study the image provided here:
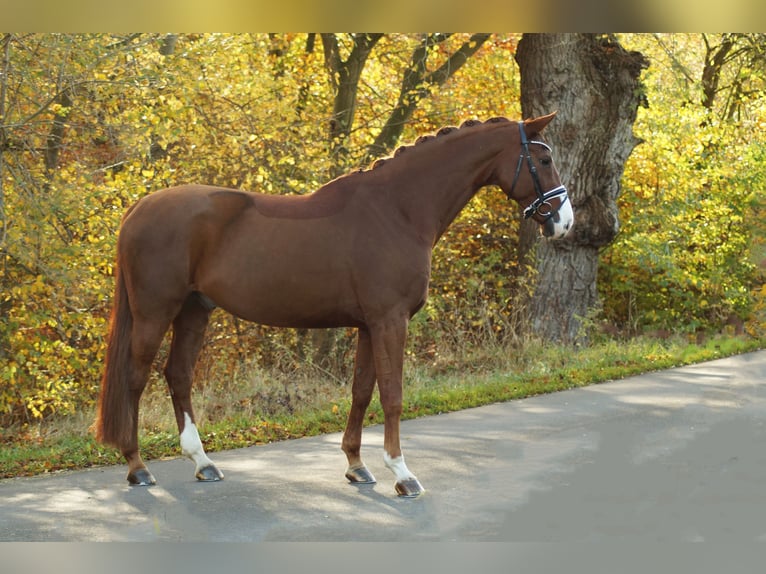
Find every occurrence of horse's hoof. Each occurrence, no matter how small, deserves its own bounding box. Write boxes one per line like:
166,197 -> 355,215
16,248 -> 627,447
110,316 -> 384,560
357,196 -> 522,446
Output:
195,464 -> 224,481
395,477 -> 424,497
345,465 -> 377,484
127,468 -> 156,486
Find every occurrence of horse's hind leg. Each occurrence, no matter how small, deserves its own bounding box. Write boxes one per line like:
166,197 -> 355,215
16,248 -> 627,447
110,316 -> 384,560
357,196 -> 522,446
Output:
164,294 -> 223,482
342,327 -> 377,484
124,318 -> 172,485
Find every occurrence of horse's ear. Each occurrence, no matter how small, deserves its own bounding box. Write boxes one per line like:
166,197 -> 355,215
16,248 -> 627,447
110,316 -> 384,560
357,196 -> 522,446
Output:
523,111 -> 557,135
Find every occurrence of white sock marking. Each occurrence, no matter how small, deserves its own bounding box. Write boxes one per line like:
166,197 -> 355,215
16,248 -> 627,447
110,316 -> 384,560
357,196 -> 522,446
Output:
383,452 -> 416,483
179,412 -> 214,472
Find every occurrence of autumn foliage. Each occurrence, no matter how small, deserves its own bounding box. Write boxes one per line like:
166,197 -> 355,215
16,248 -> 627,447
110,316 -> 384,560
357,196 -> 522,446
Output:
0,33 -> 764,427
601,34 -> 766,336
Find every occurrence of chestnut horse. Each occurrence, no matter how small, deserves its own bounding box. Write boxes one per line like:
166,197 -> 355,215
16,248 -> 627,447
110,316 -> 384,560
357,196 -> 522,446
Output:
95,113 -> 573,496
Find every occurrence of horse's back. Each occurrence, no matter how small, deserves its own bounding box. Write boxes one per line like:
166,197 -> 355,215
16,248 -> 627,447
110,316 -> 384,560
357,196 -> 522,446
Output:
124,182 -> 353,226
124,185 -> 250,225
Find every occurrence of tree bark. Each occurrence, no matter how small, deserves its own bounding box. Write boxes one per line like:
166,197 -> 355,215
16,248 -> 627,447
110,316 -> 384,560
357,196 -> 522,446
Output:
516,33 -> 648,343
159,33 -> 178,56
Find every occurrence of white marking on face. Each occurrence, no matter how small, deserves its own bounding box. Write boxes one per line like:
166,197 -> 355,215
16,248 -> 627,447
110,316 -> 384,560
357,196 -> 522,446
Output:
383,452 -> 417,483
549,197 -> 574,239
179,412 -> 214,473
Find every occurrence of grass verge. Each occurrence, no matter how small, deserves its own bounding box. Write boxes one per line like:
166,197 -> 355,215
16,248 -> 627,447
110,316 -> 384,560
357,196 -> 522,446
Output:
0,333 -> 762,480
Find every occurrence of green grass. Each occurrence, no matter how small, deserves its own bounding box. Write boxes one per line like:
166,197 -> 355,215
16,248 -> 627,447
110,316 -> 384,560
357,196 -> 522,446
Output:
0,333 -> 762,480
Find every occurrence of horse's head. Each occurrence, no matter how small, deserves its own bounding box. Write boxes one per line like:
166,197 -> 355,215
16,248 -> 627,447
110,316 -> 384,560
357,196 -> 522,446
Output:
495,112 -> 574,240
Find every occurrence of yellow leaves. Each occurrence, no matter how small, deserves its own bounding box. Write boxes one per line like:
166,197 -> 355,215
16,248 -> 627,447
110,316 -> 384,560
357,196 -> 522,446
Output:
49,102 -> 71,118
3,31 -> 758,428
598,34 -> 766,334
1,170 -> 121,422
32,274 -> 46,293
2,362 -> 19,388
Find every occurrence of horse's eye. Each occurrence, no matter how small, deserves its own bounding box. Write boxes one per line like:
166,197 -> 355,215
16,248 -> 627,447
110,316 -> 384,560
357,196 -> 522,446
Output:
540,157 -> 551,167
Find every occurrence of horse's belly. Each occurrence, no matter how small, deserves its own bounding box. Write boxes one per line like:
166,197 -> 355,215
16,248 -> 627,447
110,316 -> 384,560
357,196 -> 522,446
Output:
235,300 -> 362,329
202,276 -> 364,329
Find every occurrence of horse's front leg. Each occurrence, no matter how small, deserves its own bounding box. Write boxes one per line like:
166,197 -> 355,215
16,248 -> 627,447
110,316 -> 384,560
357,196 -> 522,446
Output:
342,327 -> 377,484
370,316 -> 424,497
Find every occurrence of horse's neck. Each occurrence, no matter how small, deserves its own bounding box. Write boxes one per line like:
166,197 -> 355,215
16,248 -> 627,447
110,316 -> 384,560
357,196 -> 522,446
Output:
385,125 -> 508,245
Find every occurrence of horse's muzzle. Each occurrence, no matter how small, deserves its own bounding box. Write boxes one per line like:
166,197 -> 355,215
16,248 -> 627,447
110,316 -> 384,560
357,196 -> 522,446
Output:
540,192 -> 574,240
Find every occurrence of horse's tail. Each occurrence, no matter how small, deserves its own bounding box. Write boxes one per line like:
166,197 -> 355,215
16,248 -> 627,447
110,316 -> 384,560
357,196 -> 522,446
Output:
94,263 -> 134,449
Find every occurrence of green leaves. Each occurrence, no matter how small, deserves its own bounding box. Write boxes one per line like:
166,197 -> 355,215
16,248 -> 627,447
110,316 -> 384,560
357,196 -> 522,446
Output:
600,34 -> 766,335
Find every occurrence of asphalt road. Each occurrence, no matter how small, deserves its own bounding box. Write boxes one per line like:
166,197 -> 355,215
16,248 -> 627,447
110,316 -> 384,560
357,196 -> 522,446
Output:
2,350 -> 766,542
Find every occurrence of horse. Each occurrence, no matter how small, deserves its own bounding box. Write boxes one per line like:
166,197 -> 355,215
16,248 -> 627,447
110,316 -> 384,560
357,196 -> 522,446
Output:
95,112 -> 573,497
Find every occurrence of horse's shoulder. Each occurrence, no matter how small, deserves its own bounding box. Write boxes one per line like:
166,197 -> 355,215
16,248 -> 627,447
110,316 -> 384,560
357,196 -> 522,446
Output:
206,187 -> 256,211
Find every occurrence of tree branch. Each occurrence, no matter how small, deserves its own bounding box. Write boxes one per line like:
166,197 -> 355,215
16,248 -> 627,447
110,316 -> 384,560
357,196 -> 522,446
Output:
364,33 -> 491,164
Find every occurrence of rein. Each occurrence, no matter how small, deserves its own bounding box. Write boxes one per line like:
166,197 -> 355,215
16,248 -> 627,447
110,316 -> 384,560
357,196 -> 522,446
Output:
510,122 -> 569,220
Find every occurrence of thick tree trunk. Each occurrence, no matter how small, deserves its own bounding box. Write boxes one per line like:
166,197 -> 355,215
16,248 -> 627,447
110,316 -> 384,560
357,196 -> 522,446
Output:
516,33 -> 648,343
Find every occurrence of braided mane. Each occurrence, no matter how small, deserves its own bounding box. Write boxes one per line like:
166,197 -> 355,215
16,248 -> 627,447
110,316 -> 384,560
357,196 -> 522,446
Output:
368,117 -> 511,171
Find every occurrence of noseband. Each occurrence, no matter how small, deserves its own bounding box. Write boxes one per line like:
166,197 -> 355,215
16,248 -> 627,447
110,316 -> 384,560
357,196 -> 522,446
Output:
509,122 -> 569,220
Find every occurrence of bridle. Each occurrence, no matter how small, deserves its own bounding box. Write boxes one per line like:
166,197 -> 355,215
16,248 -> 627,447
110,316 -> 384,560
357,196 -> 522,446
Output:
509,122 -> 569,221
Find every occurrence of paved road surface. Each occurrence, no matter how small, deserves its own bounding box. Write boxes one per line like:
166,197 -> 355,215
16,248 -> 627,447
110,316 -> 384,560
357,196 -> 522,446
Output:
2,350 -> 766,542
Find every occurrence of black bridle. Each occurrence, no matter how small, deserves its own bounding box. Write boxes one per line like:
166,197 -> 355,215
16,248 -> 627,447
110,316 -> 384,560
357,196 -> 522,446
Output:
509,122 -> 569,221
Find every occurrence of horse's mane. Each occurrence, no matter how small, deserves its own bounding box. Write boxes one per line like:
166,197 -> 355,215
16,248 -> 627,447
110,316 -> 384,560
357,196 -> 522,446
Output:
367,116 -> 511,171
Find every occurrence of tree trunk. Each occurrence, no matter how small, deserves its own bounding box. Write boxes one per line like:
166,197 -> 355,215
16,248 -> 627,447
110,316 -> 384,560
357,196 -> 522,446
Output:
44,89 -> 73,176
516,33 -> 648,343
321,33 -> 383,177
